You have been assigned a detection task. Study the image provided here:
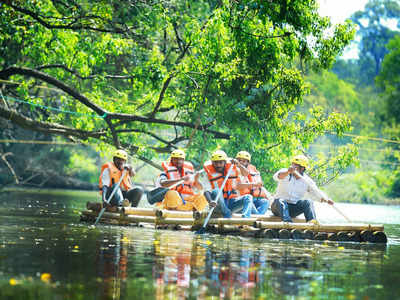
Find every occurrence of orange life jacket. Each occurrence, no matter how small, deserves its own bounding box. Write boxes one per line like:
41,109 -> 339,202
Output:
203,160 -> 239,199
239,164 -> 268,198
99,162 -> 132,192
161,161 -> 195,195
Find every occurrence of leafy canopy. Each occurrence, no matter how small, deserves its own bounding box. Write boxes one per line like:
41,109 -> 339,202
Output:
0,0 -> 356,185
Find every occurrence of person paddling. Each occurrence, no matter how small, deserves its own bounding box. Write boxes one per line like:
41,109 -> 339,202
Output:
271,155 -> 334,223
203,150 -> 253,218
155,149 -> 208,211
99,149 -> 143,209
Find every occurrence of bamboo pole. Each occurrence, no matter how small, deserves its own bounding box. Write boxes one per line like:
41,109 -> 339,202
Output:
82,210 -> 122,220
231,213 -> 306,223
124,215 -> 157,224
208,218 -> 258,226
122,207 -> 156,216
256,221 -> 384,232
155,209 -> 195,219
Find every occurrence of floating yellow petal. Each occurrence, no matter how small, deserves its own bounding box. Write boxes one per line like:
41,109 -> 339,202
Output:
40,273 -> 51,283
121,237 -> 130,243
9,278 -> 17,285
74,245 -> 79,249
338,246 -> 345,250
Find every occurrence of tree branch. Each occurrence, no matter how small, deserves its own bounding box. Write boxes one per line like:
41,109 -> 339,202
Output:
0,66 -> 107,117
149,74 -> 175,118
36,64 -> 135,80
0,152 -> 19,184
3,2 -> 131,35
0,105 -> 106,140
0,66 -> 230,138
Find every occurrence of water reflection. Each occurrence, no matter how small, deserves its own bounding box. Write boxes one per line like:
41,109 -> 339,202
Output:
148,232 -> 387,299
95,234 -> 128,300
0,191 -> 399,300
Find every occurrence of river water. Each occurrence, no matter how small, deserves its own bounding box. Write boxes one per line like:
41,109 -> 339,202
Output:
1,189 -> 399,299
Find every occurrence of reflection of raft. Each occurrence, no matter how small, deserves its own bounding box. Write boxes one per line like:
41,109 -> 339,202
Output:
81,202 -> 387,243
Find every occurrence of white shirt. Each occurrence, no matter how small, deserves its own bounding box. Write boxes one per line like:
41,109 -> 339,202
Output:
273,168 -> 319,204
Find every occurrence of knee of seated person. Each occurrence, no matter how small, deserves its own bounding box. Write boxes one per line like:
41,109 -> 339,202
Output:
164,190 -> 181,209
244,195 -> 253,202
131,186 -> 144,197
304,199 -> 312,207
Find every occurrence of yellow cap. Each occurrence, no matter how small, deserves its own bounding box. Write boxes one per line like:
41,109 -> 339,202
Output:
113,149 -> 128,160
211,150 -> 228,161
170,149 -> 186,159
292,154 -> 309,168
236,151 -> 251,162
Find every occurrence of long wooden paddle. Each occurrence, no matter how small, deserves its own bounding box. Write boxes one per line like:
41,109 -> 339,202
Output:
95,168 -> 128,225
293,170 -> 352,222
148,169 -> 205,204
196,163 -> 235,234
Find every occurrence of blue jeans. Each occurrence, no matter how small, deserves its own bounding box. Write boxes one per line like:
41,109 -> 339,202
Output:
271,198 -> 316,222
210,189 -> 253,218
251,197 -> 269,215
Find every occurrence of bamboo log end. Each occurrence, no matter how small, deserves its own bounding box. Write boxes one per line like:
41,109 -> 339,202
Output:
336,231 -> 350,242
371,231 -> 387,244
360,230 -> 373,242
87,201 -> 102,211
291,229 -> 304,240
314,232 -> 328,241
278,229 -> 290,239
303,229 -> 314,240
328,233 -> 337,241
348,231 -> 361,242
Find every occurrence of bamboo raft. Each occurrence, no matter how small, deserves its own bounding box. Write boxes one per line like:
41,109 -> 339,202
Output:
81,202 -> 388,243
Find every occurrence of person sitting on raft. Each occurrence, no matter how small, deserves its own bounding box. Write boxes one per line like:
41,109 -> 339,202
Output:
154,149 -> 208,211
203,150 -> 253,218
99,149 -> 144,208
271,154 -> 334,223
235,150 -> 272,215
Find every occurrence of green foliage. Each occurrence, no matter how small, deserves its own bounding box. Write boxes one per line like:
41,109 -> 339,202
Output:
326,169 -> 396,203
376,35 -> 400,123
0,0 -> 358,188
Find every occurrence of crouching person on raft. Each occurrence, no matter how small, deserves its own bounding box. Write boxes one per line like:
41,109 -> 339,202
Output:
155,149 -> 208,211
271,155 -> 334,223
99,149 -> 144,208
203,150 -> 253,218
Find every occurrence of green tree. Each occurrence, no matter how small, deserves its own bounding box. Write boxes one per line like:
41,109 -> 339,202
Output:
376,35 -> 400,123
376,35 -> 400,197
0,0 -> 356,187
350,0 -> 400,84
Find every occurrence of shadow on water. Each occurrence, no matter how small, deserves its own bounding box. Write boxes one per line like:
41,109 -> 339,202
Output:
0,190 -> 400,299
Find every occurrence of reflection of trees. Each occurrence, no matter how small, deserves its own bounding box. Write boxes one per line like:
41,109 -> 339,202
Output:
268,247 -> 313,296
